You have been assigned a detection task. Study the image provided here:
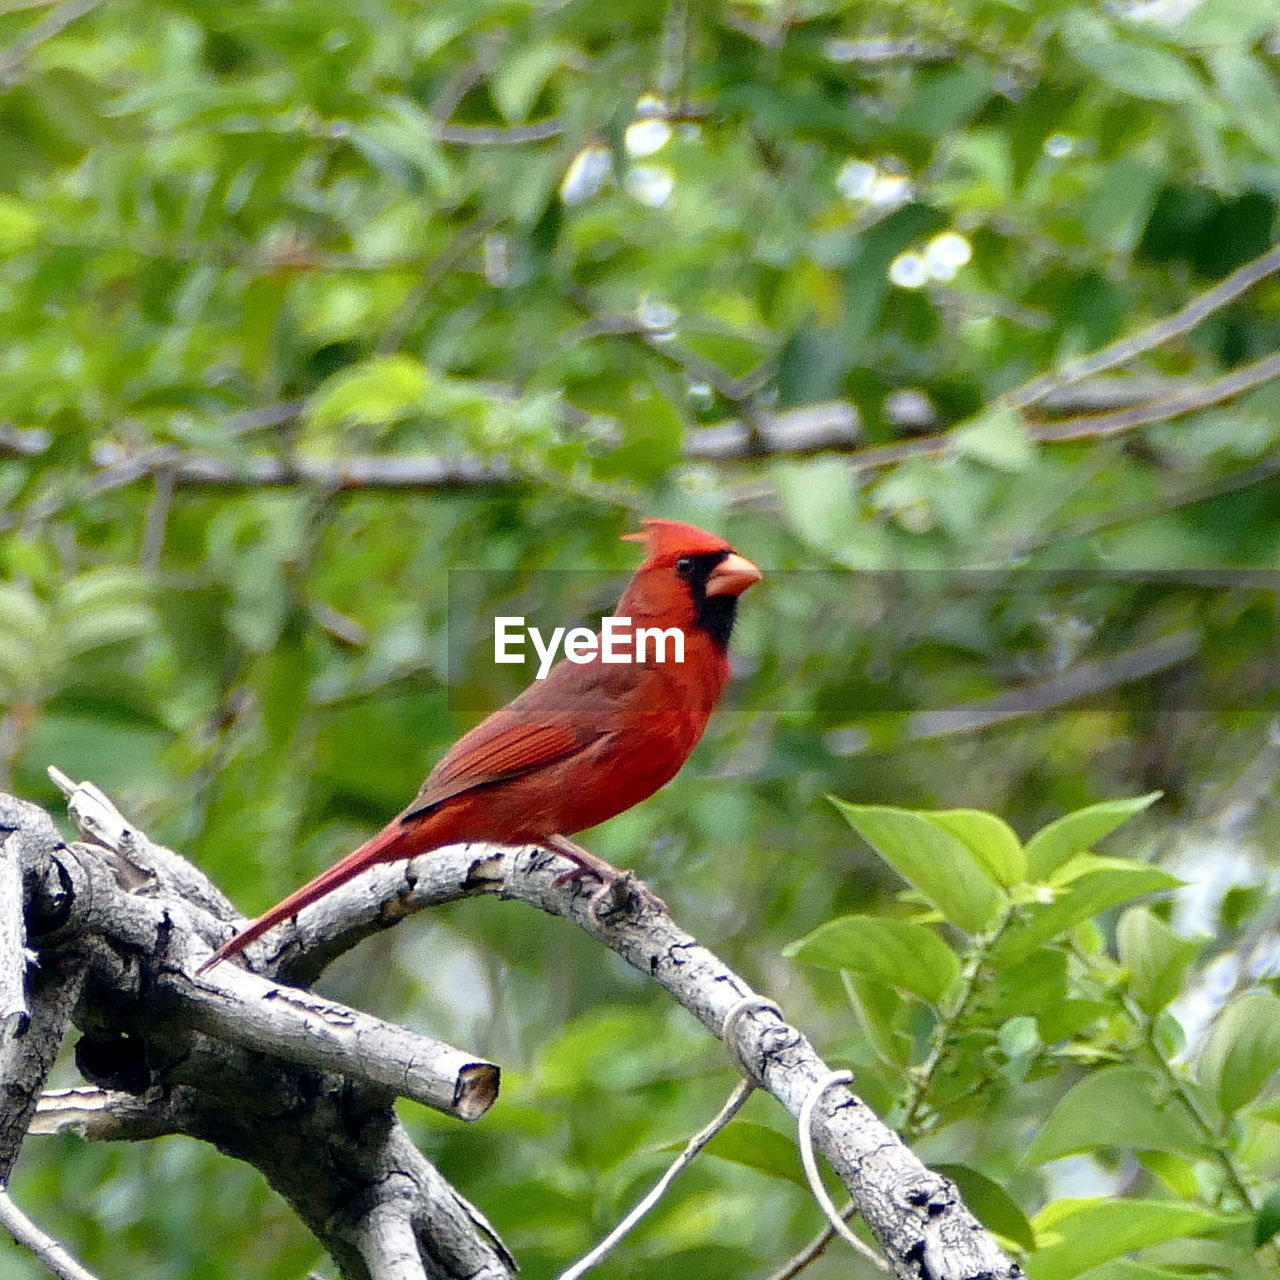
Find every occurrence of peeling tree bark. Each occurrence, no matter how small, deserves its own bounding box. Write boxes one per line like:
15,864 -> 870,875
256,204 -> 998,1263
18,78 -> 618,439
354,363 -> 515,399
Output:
0,799 -> 88,1186
2,782 -> 1021,1280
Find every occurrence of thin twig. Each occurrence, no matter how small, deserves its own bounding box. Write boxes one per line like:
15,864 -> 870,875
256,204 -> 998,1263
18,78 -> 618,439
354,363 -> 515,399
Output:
0,1188 -> 104,1280
376,216 -> 496,354
427,62 -> 486,125
657,0 -> 691,102
822,35 -> 955,64
3,401 -> 859,522
897,632 -> 1197,741
0,400 -> 305,533
0,0 -> 103,89
0,425 -> 50,456
837,348 -> 1280,475
432,119 -> 564,145
826,631 -> 1201,756
797,1072 -> 891,1272
1008,242 -> 1280,410
766,1213 -> 848,1280
1011,452 -> 1280,555
1028,350 -> 1280,441
901,906 -> 1016,1137
554,1079 -> 755,1280
140,466 -> 175,569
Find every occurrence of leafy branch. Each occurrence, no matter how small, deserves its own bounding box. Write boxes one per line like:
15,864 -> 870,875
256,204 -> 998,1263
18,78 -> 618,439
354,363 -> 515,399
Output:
900,903 -> 1018,1139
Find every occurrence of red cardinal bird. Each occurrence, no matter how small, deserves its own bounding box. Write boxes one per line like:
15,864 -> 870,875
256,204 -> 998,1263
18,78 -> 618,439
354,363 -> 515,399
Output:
197,518 -> 760,974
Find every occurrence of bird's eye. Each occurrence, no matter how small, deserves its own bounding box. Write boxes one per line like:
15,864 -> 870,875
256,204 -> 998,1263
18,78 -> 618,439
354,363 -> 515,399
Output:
675,556 -> 694,577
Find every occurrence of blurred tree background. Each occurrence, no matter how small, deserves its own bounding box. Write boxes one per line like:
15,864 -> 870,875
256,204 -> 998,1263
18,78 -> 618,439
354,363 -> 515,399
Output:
1,0 -> 1279,1276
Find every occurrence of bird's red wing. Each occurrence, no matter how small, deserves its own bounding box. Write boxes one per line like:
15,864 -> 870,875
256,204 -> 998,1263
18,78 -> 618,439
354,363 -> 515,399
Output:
400,717 -> 605,820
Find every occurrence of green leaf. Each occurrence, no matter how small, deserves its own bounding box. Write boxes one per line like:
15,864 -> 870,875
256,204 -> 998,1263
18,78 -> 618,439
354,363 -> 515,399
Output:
241,275 -> 287,386
28,711 -> 170,797
842,972 -> 913,1068
0,196 -> 39,250
1206,50 -> 1280,163
254,643 -> 312,751
61,606 -> 157,657
0,582 -> 51,691
830,800 -> 1005,933
1199,990 -> 1280,1117
921,809 -> 1027,888
1080,1264 -> 1212,1280
951,406 -> 1036,473
1166,0 -> 1280,47
689,1121 -> 806,1188
536,1009 -> 669,1093
492,41 -> 568,121
1244,1095 -> 1280,1125
984,950 -> 1069,1021
1060,14 -> 1206,103
1116,906 -> 1201,1015
776,458 -> 865,563
997,1015 -> 1039,1060
1029,1199 -> 1239,1280
305,355 -> 431,431
595,387 -> 683,483
997,862 -> 1180,964
59,568 -> 152,613
1136,1150 -> 1200,1200
1254,1187 -> 1280,1248
57,569 -> 158,657
355,98 -> 453,196
784,915 -> 960,1006
0,583 -> 51,640
897,65 -> 995,138
1025,1066 -> 1206,1164
933,1164 -> 1034,1251
1025,794 -> 1162,879
645,1247 -> 759,1280
1083,157 -> 1162,254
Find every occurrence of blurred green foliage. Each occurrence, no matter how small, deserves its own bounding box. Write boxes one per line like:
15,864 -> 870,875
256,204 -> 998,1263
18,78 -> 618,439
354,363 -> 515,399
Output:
2,0 -> 1280,1276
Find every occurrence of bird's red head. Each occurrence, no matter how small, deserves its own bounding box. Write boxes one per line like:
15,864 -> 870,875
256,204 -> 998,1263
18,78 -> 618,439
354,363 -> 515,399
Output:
620,518 -> 761,650
622,518 -> 761,596
623,517 -> 735,565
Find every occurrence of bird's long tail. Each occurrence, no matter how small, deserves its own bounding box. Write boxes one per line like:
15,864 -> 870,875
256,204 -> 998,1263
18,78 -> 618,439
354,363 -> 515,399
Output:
195,821 -> 421,975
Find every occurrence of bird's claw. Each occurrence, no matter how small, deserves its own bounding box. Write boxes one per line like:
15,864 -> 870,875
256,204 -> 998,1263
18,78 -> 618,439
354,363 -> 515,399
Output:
593,870 -> 668,916
550,864 -> 667,916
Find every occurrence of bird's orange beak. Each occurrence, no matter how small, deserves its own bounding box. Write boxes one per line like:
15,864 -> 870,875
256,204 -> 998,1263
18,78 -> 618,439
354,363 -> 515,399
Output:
705,552 -> 762,598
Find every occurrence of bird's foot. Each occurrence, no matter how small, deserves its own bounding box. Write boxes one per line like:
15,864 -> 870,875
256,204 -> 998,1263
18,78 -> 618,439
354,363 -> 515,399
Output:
579,868 -> 668,916
545,835 -> 667,915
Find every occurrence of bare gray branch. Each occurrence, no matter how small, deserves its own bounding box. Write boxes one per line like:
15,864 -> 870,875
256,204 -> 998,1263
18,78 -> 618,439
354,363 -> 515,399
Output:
188,961 -> 499,1120
5,781 -> 1017,1280
3,791 -> 515,1280
275,844 -> 1021,1280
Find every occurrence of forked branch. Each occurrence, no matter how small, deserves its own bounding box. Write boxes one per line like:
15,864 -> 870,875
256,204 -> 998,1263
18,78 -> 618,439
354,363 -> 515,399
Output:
2,779 -> 1020,1280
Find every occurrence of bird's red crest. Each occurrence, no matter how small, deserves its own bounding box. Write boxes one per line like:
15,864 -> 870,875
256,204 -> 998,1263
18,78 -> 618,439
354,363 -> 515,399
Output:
622,518 -> 732,567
